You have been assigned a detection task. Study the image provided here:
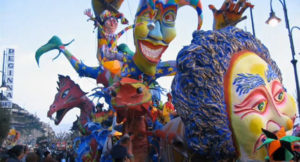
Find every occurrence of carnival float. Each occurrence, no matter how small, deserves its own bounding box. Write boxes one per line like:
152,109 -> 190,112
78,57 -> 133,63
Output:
35,0 -> 300,161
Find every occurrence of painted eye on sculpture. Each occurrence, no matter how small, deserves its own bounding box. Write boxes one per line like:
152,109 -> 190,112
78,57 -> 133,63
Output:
137,87 -> 143,94
163,12 -> 175,23
271,81 -> 286,104
61,89 -> 70,99
142,11 -> 151,18
275,91 -> 285,103
254,100 -> 267,112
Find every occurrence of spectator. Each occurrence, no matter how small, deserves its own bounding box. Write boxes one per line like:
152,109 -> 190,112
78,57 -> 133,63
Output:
25,152 -> 38,162
0,147 -> 9,162
21,145 -> 29,162
7,145 -> 25,162
44,151 -> 50,159
34,148 -> 43,162
44,151 -> 57,162
110,134 -> 134,162
66,150 -> 75,162
57,152 -> 64,162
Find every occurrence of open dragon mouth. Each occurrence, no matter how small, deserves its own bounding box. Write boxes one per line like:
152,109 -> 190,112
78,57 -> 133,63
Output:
48,108 -> 70,125
138,40 -> 167,63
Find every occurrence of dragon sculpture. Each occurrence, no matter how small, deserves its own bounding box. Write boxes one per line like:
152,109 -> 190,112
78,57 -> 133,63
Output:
48,75 -> 94,131
110,77 -> 153,161
48,75 -> 107,161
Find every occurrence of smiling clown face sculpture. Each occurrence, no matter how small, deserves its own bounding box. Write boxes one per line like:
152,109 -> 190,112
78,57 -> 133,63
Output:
171,27 -> 298,161
133,0 -> 203,76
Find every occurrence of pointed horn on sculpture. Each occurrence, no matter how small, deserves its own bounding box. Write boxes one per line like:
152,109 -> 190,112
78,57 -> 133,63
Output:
177,0 -> 203,30
138,0 -> 203,30
92,0 -> 124,18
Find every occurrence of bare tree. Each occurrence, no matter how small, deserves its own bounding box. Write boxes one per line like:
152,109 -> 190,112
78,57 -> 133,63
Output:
0,108 -> 11,146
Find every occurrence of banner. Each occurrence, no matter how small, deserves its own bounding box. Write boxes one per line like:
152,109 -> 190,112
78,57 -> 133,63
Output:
0,48 -> 15,108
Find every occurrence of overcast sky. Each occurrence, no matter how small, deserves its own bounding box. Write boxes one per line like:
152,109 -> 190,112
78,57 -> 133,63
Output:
1,0 -> 300,133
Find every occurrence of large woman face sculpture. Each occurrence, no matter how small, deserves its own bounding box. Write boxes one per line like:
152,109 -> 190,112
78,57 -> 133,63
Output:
224,50 -> 297,160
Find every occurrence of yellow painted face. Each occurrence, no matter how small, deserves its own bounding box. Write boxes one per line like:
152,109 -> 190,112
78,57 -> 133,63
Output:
224,51 -> 297,160
133,3 -> 177,76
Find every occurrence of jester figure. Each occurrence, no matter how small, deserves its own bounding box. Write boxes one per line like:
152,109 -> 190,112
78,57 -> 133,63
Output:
84,8 -> 138,76
36,0 -> 252,87
84,9 -> 128,61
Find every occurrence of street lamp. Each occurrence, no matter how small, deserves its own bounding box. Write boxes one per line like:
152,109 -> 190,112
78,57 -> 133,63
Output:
291,26 -> 300,34
265,11 -> 281,27
266,0 -> 300,112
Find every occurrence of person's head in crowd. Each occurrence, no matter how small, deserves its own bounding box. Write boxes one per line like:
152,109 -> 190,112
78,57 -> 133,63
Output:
44,150 -> 50,158
44,152 -> 57,162
25,152 -> 39,162
119,134 -> 130,147
23,145 -> 29,155
7,145 -> 25,160
0,149 -> 9,162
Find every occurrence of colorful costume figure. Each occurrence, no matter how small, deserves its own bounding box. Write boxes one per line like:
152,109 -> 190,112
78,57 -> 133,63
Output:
171,27 -> 297,161
85,9 -> 135,75
161,93 -> 176,124
87,9 -> 127,61
148,81 -> 164,128
5,128 -> 20,146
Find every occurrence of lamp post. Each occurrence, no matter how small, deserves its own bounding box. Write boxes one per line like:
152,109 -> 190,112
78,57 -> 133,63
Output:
0,52 -> 7,101
249,7 -> 256,37
266,0 -> 300,112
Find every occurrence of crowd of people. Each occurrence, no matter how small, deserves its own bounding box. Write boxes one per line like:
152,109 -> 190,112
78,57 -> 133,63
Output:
0,145 -> 75,162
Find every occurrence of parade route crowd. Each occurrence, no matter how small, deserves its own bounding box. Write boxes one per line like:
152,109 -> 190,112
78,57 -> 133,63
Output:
0,145 -> 75,162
